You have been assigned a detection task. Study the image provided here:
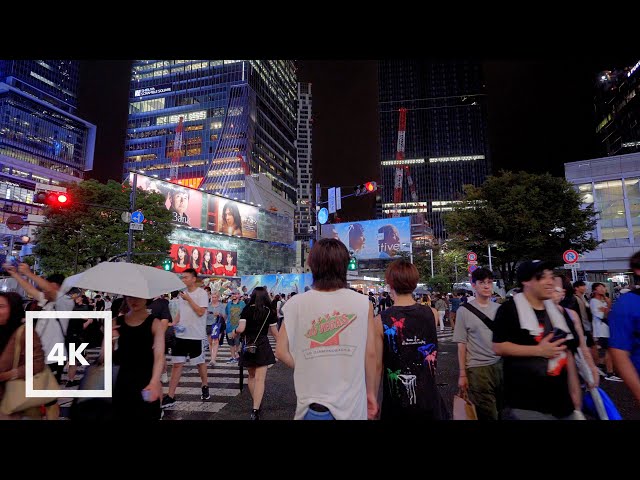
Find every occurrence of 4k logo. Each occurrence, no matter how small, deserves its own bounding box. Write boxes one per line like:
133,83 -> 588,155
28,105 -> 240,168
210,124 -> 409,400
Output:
25,311 -> 113,398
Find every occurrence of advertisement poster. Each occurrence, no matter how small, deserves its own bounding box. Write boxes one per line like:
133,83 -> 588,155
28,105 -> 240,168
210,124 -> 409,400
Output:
132,173 -> 203,229
207,196 -> 258,239
321,217 -> 411,260
169,243 -> 238,276
241,273 -> 312,296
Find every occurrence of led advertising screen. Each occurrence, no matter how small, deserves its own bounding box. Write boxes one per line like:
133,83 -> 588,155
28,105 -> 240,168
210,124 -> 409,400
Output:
207,196 -> 258,239
321,217 -> 411,260
241,273 -> 313,296
169,243 -> 238,276
132,173 -> 258,238
132,173 -> 204,229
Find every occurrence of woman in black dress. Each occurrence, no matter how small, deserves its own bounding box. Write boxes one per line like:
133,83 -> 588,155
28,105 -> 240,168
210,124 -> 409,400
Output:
375,260 -> 450,420
230,287 -> 278,420
112,296 -> 165,420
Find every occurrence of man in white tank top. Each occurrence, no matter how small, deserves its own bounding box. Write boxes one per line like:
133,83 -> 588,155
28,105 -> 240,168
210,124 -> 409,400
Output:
275,238 -> 381,420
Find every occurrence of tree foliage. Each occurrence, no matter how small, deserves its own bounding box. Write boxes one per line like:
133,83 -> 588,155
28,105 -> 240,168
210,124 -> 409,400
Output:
444,171 -> 600,289
412,245 -> 468,292
34,180 -> 174,276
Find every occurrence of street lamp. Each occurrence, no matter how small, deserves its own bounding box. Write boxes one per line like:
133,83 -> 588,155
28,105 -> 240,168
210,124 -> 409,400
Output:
428,248 -> 434,278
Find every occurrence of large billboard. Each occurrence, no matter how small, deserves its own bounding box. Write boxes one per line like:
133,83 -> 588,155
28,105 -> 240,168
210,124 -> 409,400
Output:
321,217 -> 411,260
241,273 -> 313,296
131,173 -> 258,238
169,243 -> 238,276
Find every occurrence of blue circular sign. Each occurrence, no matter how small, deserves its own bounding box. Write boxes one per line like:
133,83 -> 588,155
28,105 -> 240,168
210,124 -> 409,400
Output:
317,208 -> 329,225
131,211 -> 145,224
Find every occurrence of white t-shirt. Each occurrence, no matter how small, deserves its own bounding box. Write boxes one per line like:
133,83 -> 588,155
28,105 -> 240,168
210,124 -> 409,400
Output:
35,291 -> 75,363
589,297 -> 610,339
176,288 -> 209,340
282,288 -> 371,420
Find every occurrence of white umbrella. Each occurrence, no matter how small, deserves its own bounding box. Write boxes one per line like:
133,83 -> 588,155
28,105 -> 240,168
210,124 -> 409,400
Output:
61,262 -> 186,299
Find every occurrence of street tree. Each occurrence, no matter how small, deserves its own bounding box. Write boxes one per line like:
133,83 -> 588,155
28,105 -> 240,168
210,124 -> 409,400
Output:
412,244 -> 467,292
34,179 -> 174,276
444,171 -> 600,289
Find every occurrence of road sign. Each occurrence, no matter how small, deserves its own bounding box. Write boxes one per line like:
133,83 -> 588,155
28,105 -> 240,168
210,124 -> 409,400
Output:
121,211 -> 132,223
467,252 -> 478,262
468,260 -> 478,265
131,211 -> 145,224
468,264 -> 478,273
317,208 -> 329,225
564,263 -> 580,269
562,249 -> 579,264
6,215 -> 25,231
129,223 -> 143,231
328,187 -> 336,214
336,187 -> 342,211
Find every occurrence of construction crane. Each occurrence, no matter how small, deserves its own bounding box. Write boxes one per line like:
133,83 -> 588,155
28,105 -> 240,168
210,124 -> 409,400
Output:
169,116 -> 184,181
391,108 -> 433,243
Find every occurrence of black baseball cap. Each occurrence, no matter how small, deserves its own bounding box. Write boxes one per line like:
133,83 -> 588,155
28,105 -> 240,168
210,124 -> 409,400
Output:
516,260 -> 554,286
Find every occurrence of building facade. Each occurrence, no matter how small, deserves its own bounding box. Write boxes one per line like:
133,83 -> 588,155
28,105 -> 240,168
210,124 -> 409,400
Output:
595,59 -> 640,156
0,60 -> 96,240
565,153 -> 640,281
123,60 -> 298,209
295,82 -> 313,240
378,60 -> 491,242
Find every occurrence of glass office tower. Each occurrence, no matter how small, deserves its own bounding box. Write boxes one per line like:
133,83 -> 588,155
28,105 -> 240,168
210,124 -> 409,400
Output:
0,60 -> 96,215
378,60 -> 491,241
124,60 -> 297,204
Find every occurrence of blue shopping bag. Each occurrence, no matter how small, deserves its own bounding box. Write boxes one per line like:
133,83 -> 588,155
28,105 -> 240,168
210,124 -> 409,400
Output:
583,387 -> 623,420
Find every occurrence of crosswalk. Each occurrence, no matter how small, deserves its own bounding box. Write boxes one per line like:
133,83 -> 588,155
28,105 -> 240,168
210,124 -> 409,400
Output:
58,330 -> 452,420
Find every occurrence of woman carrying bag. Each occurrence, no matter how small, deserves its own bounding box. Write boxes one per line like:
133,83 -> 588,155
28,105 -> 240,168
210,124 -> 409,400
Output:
230,287 -> 279,420
0,292 -> 57,420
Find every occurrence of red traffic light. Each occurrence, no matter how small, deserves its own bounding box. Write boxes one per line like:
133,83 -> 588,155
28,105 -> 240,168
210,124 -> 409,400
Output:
34,190 -> 70,207
57,193 -> 68,204
365,181 -> 376,192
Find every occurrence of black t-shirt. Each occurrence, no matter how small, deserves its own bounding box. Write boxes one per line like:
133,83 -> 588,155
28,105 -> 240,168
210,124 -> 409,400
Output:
380,304 -> 449,420
240,305 -> 275,341
147,298 -> 172,323
493,299 -> 574,417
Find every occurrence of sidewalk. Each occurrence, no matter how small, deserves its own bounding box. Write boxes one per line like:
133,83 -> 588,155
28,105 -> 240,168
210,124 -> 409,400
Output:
213,360 -> 297,420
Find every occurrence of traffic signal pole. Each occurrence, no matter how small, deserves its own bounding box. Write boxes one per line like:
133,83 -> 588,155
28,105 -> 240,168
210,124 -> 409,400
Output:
127,173 -> 138,263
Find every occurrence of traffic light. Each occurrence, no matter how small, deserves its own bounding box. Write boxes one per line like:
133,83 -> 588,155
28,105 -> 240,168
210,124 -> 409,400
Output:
33,191 -> 70,207
348,256 -> 358,271
162,258 -> 173,271
354,181 -> 377,196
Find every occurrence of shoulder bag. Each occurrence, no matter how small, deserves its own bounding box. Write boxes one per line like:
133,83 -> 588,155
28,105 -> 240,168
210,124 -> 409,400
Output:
243,309 -> 270,354
460,302 -> 495,332
0,325 -> 59,415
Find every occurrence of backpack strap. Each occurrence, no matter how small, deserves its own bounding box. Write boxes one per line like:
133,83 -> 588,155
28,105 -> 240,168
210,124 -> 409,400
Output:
460,302 -> 495,332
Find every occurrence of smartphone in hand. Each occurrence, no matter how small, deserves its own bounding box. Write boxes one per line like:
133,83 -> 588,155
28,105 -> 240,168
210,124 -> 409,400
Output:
550,327 -> 568,343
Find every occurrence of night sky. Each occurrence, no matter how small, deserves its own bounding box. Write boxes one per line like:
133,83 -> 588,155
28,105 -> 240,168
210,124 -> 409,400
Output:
77,58 -> 630,221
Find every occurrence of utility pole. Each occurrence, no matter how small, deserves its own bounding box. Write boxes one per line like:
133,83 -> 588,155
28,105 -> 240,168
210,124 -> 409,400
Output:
315,183 -> 321,242
488,243 -> 493,272
127,173 -> 138,263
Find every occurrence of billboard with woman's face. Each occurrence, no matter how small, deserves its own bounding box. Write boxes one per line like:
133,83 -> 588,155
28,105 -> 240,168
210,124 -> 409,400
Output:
320,217 -> 411,260
169,243 -> 238,276
207,196 -> 258,239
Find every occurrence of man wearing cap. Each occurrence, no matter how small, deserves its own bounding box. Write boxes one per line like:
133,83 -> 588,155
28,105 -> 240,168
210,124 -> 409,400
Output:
609,250 -> 640,404
492,260 -> 583,420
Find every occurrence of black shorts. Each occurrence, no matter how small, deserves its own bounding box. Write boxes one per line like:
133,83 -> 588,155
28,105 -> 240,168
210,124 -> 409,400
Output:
172,338 -> 203,358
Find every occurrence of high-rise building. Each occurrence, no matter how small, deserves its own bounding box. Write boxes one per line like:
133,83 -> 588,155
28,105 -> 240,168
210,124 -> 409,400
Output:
295,82 -> 313,240
0,60 -> 96,215
378,60 -> 491,242
124,60 -> 298,207
595,59 -> 640,156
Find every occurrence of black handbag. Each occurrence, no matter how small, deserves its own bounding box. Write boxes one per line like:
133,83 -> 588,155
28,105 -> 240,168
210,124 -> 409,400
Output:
242,310 -> 270,355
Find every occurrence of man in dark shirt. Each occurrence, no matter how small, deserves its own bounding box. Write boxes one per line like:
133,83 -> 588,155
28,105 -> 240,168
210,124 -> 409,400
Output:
492,260 -> 582,420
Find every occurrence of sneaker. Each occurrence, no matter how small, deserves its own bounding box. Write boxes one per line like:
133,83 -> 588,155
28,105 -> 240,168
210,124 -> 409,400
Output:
226,357 -> 236,363
161,395 -> 177,409
208,361 -> 216,367
65,379 -> 80,388
161,372 -> 169,383
250,408 -> 260,420
596,367 -> 606,377
605,374 -> 624,382
201,385 -> 210,400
